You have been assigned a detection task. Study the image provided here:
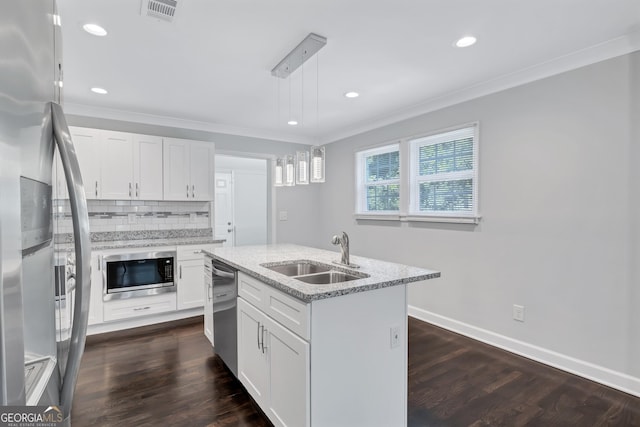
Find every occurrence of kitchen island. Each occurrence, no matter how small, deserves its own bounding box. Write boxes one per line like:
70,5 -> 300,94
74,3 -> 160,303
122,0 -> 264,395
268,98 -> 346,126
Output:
206,244 -> 440,427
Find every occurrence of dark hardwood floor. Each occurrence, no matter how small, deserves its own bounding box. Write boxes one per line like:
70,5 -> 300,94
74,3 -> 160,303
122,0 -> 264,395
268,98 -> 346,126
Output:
72,316 -> 640,427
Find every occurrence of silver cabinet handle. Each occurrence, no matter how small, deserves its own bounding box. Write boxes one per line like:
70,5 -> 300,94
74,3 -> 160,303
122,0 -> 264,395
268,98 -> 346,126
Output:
193,250 -> 201,254
262,327 -> 267,353
129,182 -> 132,197
97,255 -> 101,271
192,184 -> 195,198
133,306 -> 151,311
186,184 -> 189,198
257,323 -> 261,350
179,265 -> 182,279
95,181 -> 98,197
135,182 -> 139,198
207,283 -> 212,301
52,102 -> 91,420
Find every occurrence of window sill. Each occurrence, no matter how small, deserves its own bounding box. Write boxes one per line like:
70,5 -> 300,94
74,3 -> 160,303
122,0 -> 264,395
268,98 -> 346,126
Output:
354,213 -> 481,224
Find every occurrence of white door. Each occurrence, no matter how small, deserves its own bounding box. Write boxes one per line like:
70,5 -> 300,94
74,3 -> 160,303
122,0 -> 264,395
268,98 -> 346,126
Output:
215,172 -> 234,247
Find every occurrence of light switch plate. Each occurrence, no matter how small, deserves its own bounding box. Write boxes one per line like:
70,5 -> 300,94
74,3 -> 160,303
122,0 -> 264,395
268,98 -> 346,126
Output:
279,211 -> 288,221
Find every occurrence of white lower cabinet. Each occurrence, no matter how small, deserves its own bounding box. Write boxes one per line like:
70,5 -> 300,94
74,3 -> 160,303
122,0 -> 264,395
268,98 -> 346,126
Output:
238,297 -> 310,427
88,252 -> 104,325
177,245 -> 215,310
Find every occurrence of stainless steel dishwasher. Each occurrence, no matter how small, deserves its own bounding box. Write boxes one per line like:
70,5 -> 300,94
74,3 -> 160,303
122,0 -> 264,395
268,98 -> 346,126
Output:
211,259 -> 238,376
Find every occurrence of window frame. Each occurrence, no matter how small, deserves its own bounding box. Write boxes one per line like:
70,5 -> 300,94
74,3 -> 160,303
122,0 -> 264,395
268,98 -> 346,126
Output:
354,122 -> 480,224
408,124 -> 479,221
355,142 -> 402,218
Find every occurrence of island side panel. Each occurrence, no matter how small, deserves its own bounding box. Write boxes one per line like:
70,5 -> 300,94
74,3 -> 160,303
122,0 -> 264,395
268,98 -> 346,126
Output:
310,284 -> 408,427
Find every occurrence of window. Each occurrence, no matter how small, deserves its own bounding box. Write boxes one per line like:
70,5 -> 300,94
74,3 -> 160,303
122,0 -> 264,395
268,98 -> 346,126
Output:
409,126 -> 478,219
355,123 -> 479,223
355,144 -> 400,214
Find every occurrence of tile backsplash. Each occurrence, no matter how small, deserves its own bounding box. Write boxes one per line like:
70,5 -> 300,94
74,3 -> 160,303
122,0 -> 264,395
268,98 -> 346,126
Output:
53,199 -> 211,233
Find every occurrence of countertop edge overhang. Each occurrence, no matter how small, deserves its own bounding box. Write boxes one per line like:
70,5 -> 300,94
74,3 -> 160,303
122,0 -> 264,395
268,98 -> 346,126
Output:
204,243 -> 441,303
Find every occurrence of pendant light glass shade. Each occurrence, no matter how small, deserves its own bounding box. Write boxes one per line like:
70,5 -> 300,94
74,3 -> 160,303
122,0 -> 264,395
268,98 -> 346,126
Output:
295,151 -> 310,185
284,155 -> 296,186
274,158 -> 284,187
310,146 -> 325,183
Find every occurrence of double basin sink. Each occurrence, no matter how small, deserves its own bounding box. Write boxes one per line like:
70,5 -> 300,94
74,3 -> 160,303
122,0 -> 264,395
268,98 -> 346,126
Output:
260,260 -> 369,285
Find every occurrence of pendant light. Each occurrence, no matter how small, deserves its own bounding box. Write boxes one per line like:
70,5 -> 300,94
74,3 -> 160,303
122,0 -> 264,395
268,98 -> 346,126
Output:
274,158 -> 284,187
284,155 -> 295,186
310,146 -> 325,183
296,151 -> 310,185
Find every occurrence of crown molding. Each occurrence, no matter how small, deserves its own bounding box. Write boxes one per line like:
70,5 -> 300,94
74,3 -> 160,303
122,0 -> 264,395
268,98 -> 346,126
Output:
62,102 -> 316,145
321,31 -> 640,144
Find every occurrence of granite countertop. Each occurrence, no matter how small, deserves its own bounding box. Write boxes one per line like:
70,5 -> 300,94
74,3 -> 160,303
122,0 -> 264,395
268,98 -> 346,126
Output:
55,228 -> 224,251
205,243 -> 440,302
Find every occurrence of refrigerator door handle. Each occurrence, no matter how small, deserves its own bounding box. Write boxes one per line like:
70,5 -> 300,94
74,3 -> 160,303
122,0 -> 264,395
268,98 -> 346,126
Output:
51,102 -> 91,421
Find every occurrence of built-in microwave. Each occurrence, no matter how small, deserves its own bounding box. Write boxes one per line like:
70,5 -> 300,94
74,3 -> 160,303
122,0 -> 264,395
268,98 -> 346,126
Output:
102,251 -> 176,301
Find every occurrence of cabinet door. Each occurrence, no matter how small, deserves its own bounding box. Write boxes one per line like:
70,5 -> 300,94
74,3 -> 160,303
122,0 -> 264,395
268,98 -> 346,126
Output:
237,298 -> 269,407
189,141 -> 214,201
163,138 -> 190,201
204,273 -> 214,345
69,127 -> 101,200
266,318 -> 310,427
88,253 -> 104,326
177,259 -> 205,310
100,130 -> 134,200
133,134 -> 164,200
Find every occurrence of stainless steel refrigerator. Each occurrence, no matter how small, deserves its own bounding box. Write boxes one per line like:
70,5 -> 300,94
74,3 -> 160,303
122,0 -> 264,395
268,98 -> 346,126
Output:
0,1 -> 91,425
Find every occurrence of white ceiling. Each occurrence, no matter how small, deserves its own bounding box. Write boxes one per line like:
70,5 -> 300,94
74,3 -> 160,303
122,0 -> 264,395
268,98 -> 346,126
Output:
57,0 -> 640,144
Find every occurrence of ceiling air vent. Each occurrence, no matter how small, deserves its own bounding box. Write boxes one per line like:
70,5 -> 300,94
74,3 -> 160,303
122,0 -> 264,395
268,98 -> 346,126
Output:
141,0 -> 177,22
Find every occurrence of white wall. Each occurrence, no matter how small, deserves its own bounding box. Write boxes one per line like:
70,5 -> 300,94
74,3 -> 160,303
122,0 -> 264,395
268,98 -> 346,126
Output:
318,52 -> 640,390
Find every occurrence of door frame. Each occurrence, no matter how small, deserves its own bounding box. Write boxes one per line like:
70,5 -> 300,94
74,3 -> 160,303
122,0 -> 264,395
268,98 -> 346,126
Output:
214,151 -> 276,244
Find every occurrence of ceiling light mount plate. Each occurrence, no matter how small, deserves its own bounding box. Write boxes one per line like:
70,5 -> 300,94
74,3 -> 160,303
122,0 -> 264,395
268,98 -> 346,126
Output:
271,33 -> 327,79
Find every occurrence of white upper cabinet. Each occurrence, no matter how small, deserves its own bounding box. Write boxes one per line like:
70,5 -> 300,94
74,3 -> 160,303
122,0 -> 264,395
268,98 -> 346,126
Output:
133,134 -> 164,200
163,138 -> 214,201
63,128 -> 212,202
69,127 -> 101,200
100,131 -> 134,200
67,127 -> 165,201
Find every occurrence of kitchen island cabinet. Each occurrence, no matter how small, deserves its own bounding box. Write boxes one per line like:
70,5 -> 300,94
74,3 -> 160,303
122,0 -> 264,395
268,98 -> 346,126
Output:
208,244 -> 440,427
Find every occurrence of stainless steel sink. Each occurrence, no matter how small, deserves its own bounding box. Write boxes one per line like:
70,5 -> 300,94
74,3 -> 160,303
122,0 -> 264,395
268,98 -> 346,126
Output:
295,271 -> 368,285
261,260 -> 369,285
261,261 -> 332,277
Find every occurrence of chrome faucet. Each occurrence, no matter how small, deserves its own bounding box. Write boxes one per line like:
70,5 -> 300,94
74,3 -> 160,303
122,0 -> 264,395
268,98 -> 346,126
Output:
332,231 -> 358,268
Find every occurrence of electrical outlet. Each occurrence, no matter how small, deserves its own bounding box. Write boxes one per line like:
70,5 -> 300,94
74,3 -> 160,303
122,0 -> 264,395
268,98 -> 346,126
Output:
513,304 -> 525,322
279,211 -> 288,221
127,213 -> 137,224
190,213 -> 197,222
390,326 -> 400,348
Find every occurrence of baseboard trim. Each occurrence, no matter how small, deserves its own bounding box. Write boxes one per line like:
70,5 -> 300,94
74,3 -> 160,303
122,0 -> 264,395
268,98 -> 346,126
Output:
408,305 -> 640,398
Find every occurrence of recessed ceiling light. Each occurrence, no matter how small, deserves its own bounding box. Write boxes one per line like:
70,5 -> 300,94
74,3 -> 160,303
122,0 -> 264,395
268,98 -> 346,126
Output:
91,87 -> 108,95
455,36 -> 477,48
83,23 -> 107,37
287,120 -> 298,126
344,91 -> 359,98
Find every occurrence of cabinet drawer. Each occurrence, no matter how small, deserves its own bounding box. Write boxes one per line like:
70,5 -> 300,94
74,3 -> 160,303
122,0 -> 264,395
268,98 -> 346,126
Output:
238,272 -> 267,307
103,293 -> 177,322
238,272 -> 309,340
